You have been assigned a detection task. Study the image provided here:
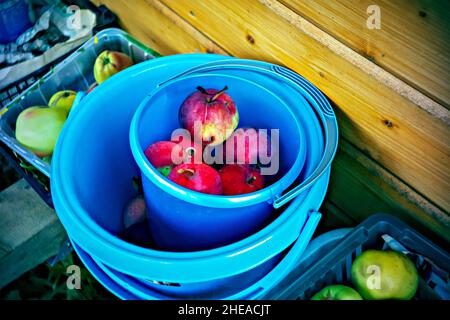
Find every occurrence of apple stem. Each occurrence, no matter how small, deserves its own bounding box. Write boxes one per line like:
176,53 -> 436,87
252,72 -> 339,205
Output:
247,176 -> 256,184
177,168 -> 195,178
196,86 -> 228,103
103,56 -> 110,65
210,86 -> 228,102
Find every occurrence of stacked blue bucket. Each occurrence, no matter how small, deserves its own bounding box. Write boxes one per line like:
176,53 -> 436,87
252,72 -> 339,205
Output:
51,54 -> 338,299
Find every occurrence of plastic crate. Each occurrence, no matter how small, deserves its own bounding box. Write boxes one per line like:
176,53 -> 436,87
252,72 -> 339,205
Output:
265,213 -> 450,300
0,2 -> 119,107
1,52 -> 75,108
0,28 -> 159,207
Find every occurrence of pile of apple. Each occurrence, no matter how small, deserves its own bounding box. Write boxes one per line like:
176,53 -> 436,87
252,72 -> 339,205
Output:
144,86 -> 271,196
311,250 -> 419,300
15,50 -> 133,159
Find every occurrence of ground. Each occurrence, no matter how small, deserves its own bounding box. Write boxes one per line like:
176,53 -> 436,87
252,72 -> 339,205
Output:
0,250 -> 115,300
0,152 -> 115,300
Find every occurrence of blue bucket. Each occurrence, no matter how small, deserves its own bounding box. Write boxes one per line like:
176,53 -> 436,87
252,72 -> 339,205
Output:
51,54 -> 336,299
83,174 -> 327,299
72,172 -> 328,299
130,73 -> 308,250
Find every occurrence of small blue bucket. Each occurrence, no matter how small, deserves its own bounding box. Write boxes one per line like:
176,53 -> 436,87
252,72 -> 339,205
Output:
130,73 -> 308,251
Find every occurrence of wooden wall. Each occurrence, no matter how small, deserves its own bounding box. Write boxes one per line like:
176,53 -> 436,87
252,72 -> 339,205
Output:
91,0 -> 450,245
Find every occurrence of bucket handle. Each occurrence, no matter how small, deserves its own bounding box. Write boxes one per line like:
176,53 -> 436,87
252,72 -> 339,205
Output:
159,59 -> 338,209
239,210 -> 322,299
271,65 -> 338,208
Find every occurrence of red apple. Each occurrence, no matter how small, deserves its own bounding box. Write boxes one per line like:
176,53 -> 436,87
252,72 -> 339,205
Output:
223,127 -> 271,165
168,163 -> 223,195
179,86 -> 239,146
219,164 -> 265,195
93,50 -> 133,84
123,195 -> 147,229
144,140 -> 203,169
144,141 -> 178,168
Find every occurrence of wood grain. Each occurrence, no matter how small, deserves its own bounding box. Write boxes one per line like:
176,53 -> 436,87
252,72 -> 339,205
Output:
280,0 -> 450,109
91,0 -> 226,55
159,0 -> 450,213
325,140 -> 450,245
263,0 -> 449,125
0,180 -> 66,288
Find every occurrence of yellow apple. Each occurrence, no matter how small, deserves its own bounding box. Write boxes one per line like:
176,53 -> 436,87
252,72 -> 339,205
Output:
93,50 -> 133,84
49,90 -> 76,116
15,106 -> 67,157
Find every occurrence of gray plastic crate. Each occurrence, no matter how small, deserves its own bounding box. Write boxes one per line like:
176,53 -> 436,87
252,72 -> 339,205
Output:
265,214 -> 450,300
0,28 -> 159,177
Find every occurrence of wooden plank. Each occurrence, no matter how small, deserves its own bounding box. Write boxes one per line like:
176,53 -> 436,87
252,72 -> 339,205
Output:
263,0 -> 448,124
325,139 -> 450,246
91,0 -> 226,56
317,201 -> 357,234
0,180 -> 66,288
158,0 -> 450,213
280,0 -> 450,109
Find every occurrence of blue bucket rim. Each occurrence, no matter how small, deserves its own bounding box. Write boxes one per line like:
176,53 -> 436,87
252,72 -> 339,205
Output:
130,72 -> 308,208
55,173 -> 317,281
71,240 -> 140,300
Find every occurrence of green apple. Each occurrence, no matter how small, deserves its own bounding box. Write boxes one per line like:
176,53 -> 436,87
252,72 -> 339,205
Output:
311,284 -> 363,300
48,90 -> 76,116
351,250 -> 418,300
93,50 -> 133,84
15,106 -> 67,157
